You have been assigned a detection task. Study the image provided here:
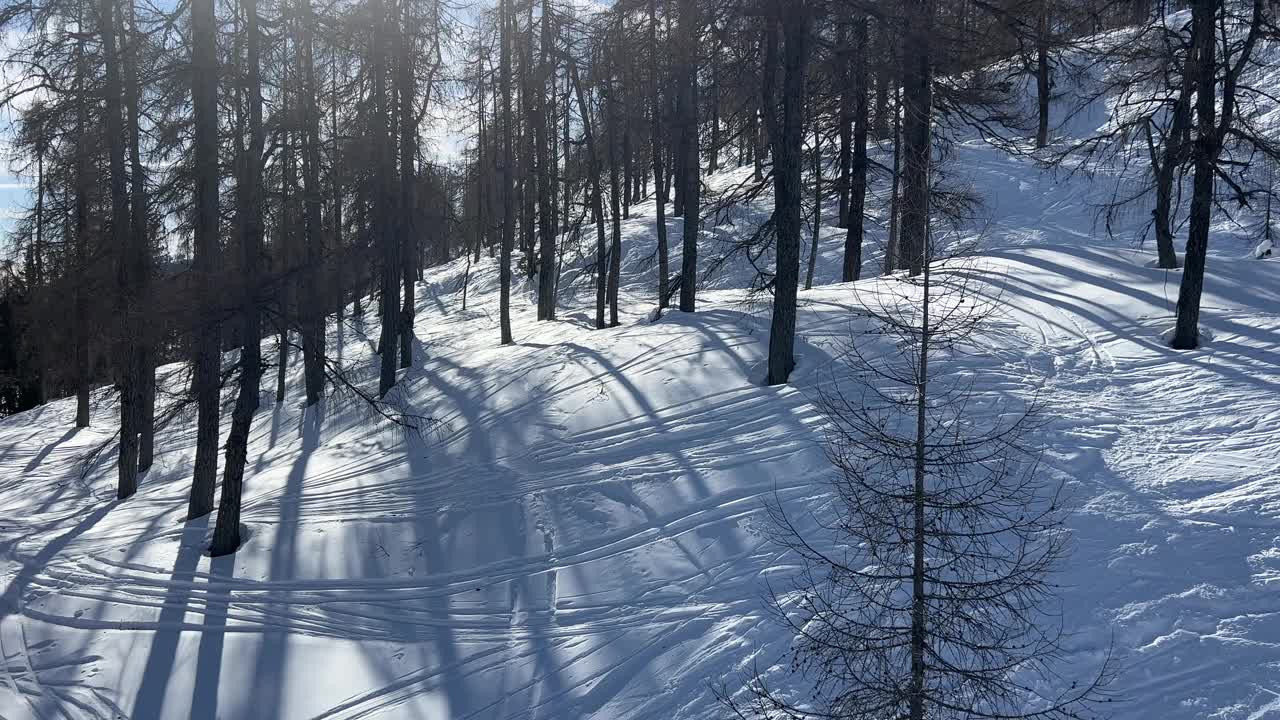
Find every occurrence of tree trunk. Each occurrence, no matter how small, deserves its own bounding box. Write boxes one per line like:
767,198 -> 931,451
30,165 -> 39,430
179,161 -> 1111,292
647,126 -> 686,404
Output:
805,117 -> 820,291
836,22 -> 851,228
677,0 -> 699,313
301,0 -> 326,401
213,0 -> 264,557
764,4 -> 810,386
188,0 -> 222,516
899,0 -> 934,277
843,14 -> 869,283
650,0 -> 669,308
1170,0 -> 1218,350
569,59 -> 608,330
605,59 -> 623,328
535,0 -> 557,321
1151,46 -> 1195,270
396,0 -> 419,368
885,81 -> 902,275
331,53 -> 345,324
872,19 -> 890,138
1035,0 -> 1051,148
908,251 -> 933,720
498,0 -> 515,345
73,20 -> 90,429
124,2 -> 155,473
374,0 -> 402,390
101,0 -> 139,499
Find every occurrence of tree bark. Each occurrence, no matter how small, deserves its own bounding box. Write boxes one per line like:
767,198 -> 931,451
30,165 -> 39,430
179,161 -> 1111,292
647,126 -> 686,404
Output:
213,0 -> 264,557
535,0 -> 557,321
843,13 -> 869,282
498,0 -> 515,345
836,22 -> 851,228
1171,0 -> 1262,348
764,3 -> 810,386
885,81 -> 902,275
677,0 -> 699,312
649,0 -> 669,309
123,2 -> 155,473
899,0 -> 934,277
805,116 -> 820,291
1170,0 -> 1215,351
301,0 -> 326,401
908,252 -> 933,720
569,59 -> 608,330
101,0 -> 139,499
1035,0 -> 1051,148
605,52 -> 623,328
374,0 -> 402,390
396,0 -> 419,368
188,0 -> 222,516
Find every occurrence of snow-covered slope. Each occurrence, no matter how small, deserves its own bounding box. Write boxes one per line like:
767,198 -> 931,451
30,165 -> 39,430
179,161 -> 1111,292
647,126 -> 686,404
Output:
3,66 -> 1280,720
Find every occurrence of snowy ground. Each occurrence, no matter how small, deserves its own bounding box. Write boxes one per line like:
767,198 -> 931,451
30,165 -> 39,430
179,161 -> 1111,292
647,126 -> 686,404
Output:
3,92 -> 1280,720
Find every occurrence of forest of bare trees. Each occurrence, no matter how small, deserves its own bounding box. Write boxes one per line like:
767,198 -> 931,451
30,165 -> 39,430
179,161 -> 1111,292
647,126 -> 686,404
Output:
0,0 -> 1277,715
0,0 -> 1270,622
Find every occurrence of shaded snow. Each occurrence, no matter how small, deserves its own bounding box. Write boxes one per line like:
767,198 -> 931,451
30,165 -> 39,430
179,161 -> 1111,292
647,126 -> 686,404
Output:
3,47 -> 1280,719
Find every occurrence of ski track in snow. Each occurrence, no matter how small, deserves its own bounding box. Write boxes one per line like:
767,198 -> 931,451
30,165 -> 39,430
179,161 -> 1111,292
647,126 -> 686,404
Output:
2,128 -> 1280,719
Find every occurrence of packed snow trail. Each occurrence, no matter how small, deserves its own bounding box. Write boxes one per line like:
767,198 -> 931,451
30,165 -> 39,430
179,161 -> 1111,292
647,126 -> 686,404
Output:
2,134 -> 1280,717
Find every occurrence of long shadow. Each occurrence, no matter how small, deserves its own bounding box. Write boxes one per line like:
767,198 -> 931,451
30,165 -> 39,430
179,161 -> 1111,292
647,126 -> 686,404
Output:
130,514 -> 210,719
989,270 -> 1280,393
0,500 -> 117,622
245,404 -> 322,719
22,428 -> 80,473
188,553 -> 234,720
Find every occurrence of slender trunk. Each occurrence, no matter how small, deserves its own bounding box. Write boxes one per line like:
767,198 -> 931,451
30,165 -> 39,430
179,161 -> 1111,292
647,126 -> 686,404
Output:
277,52 -> 294,404
885,81 -> 902,275
805,120 -> 820,291
536,0 -> 557,321
764,4 -> 809,386
872,20 -> 890,138
188,0 -> 222,516
837,22 -> 851,228
899,0 -> 933,276
605,60 -> 623,327
908,250 -> 932,720
1170,0 -> 1217,350
374,0 -> 401,391
843,13 -> 869,282
519,3 -> 537,276
331,52 -> 344,321
650,0 -> 669,308
623,114 -> 633,216
1035,0 -> 1051,148
101,0 -> 140,499
213,0 -> 264,557
562,70 -> 573,234
396,0 -> 419,368
123,3 -> 154,472
73,26 -> 90,428
301,0 -> 326,402
498,0 -> 515,345
677,0 -> 699,312
569,59 -> 607,330
708,55 -> 720,174
1151,48 -> 1194,270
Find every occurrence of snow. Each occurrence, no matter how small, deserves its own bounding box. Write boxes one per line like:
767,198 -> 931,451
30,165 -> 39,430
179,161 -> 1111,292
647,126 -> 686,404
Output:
4,45 -> 1280,720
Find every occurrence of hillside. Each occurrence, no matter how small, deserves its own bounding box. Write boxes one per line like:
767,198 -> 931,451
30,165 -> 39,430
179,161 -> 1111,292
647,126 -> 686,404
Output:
3,73 -> 1280,720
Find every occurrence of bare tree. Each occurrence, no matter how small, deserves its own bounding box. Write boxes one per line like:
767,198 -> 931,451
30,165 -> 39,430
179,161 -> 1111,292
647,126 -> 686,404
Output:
213,0 -> 265,557
187,0 -> 222,516
724,252 -> 1112,720
763,0 -> 812,386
